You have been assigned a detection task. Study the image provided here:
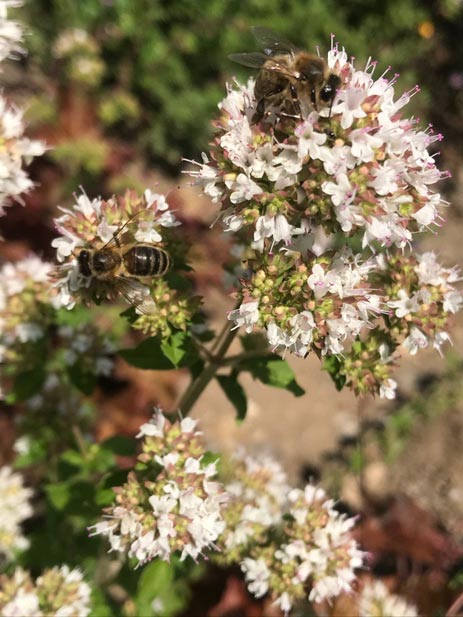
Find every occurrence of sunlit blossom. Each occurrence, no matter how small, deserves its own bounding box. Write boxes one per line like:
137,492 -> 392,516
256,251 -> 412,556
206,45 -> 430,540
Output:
359,580 -> 418,617
89,410 -> 229,565
0,466 -> 33,560
0,566 -> 91,616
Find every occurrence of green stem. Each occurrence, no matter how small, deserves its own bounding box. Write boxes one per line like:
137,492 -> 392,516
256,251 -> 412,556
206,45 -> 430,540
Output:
221,349 -> 271,366
178,322 -> 239,416
71,424 -> 88,459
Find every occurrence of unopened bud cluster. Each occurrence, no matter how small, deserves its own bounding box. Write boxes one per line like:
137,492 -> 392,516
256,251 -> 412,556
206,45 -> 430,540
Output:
229,247 -> 380,356
131,278 -> 201,339
89,410 -> 228,564
0,565 -> 91,616
217,454 -> 363,613
0,466 -> 32,560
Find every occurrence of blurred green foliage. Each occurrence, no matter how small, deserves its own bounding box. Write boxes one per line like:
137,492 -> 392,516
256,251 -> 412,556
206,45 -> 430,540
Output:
20,0 -> 459,174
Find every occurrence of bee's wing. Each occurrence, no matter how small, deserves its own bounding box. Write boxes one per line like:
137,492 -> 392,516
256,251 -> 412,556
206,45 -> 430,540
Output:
114,277 -> 156,315
229,52 -> 271,68
135,296 -> 157,315
229,53 -> 298,80
251,26 -> 298,57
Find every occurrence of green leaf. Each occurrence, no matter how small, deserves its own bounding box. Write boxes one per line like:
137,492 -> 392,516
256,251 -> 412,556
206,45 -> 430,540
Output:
89,588 -> 115,617
243,356 -> 305,397
14,439 -> 48,468
102,470 -> 129,490
135,560 -> 188,617
45,482 -> 71,511
217,374 -> 247,421
67,364 -> 97,395
55,306 -> 91,327
322,356 -> 346,391
101,435 -> 136,457
59,450 -> 85,468
57,451 -> 86,481
119,305 -> 138,324
65,480 -> 97,516
119,336 -> 176,370
94,487 -> 115,507
161,331 -> 192,367
137,560 -> 173,599
6,367 -> 46,403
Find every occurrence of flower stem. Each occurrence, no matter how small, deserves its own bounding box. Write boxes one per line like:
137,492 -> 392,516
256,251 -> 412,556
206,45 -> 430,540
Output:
177,319 -> 239,416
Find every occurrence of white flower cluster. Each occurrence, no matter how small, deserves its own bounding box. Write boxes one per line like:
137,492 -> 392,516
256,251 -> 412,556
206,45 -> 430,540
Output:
0,2 -> 45,216
0,97 -> 45,215
359,580 -> 418,617
52,189 -> 180,309
287,486 -> 363,605
0,0 -> 23,62
0,565 -> 91,617
219,452 -> 290,557
24,372 -> 91,418
229,248 -> 382,358
386,251 -> 462,356
0,255 -> 115,403
240,484 -> 363,613
53,28 -> 98,59
89,410 -> 228,565
57,323 -> 115,376
190,46 -> 446,252
186,40 -> 462,399
0,256 -> 58,394
0,257 -> 57,362
0,466 -> 33,560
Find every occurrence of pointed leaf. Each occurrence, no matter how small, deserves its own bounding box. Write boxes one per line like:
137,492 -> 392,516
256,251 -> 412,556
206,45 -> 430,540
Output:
217,374 -> 247,421
241,355 -> 305,396
119,337 -> 175,370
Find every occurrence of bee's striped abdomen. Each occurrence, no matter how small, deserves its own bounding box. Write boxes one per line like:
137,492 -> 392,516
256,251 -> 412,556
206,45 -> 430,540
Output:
123,245 -> 171,277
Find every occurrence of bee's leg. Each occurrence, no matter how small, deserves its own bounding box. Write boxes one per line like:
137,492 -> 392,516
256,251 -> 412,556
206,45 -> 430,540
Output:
310,87 -> 318,111
252,97 -> 266,123
289,84 -> 301,116
252,86 -> 286,124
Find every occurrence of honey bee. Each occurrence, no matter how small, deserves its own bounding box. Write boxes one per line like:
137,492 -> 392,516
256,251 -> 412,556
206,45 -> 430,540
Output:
229,27 -> 341,123
77,212 -> 171,312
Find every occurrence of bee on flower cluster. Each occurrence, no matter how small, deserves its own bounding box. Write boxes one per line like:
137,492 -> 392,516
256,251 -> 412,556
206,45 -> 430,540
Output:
77,211 -> 171,312
230,26 -> 341,123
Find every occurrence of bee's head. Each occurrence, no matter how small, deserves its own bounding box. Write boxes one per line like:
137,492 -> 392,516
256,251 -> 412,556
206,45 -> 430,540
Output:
77,249 -> 92,277
320,73 -> 341,109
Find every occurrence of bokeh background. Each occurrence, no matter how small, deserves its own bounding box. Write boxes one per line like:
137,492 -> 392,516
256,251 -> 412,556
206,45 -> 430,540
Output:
1,1 -> 463,615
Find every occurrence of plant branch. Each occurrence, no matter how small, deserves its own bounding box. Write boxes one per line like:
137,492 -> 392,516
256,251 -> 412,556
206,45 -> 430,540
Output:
447,590 -> 463,617
71,424 -> 88,459
178,322 -> 239,416
210,308 -> 235,355
220,349 -> 272,366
